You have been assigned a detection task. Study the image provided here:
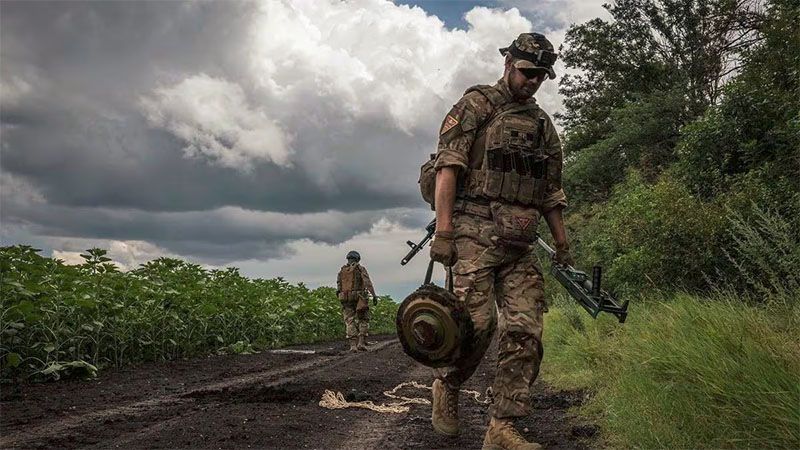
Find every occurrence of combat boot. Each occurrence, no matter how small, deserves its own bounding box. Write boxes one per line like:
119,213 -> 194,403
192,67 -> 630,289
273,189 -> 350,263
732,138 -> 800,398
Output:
431,379 -> 459,436
482,417 -> 542,450
357,335 -> 368,351
348,338 -> 358,353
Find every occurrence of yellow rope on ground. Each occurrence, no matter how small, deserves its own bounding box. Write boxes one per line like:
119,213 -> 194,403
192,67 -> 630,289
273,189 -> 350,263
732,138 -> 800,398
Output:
319,390 -> 413,413
319,381 -> 491,414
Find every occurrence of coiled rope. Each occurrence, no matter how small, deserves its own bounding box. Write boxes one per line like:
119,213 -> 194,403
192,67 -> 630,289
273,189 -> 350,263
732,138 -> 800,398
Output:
319,381 -> 491,414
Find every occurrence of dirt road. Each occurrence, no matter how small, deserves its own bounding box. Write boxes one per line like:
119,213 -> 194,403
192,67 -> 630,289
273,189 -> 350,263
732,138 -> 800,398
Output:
1,336 -> 595,449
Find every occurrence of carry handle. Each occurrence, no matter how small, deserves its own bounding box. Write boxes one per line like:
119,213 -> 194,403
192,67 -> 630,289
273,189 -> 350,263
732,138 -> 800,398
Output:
424,259 -> 454,293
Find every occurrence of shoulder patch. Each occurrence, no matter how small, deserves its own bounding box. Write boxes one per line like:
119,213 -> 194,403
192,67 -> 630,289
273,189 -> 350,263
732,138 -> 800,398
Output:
441,114 -> 459,135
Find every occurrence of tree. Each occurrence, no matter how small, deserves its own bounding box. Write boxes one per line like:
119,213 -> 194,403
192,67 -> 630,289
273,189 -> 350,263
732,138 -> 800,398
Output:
559,0 -> 765,144
676,0 -> 799,210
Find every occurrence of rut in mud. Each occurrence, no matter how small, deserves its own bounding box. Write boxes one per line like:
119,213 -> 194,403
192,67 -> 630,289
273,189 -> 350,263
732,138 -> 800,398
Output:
1,336 -> 597,449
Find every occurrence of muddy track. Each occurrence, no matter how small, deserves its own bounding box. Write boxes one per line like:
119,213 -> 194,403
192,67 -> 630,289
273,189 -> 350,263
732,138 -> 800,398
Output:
1,336 -> 596,449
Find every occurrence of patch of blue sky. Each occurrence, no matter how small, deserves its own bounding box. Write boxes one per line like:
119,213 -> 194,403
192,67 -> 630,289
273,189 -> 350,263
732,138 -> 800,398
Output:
397,0 -> 500,30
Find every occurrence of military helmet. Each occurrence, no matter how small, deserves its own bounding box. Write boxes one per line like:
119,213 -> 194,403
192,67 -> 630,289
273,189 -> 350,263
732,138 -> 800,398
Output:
346,250 -> 361,261
396,263 -> 473,368
499,32 -> 558,79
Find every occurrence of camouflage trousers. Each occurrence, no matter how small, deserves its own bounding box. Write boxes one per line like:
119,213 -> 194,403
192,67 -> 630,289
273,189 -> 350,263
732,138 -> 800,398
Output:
341,299 -> 369,339
434,212 -> 546,419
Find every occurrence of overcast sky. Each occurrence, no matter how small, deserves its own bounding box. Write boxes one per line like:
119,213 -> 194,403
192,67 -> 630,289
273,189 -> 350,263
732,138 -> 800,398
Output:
0,0 -> 609,300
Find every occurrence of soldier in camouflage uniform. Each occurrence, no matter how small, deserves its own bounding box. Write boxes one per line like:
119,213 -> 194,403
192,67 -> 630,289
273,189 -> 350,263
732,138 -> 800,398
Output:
336,251 -> 377,352
428,33 -> 574,450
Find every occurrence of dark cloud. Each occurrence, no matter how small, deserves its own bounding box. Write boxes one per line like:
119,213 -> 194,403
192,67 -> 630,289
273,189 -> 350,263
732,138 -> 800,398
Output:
1,1 -> 424,215
0,0 -> 541,267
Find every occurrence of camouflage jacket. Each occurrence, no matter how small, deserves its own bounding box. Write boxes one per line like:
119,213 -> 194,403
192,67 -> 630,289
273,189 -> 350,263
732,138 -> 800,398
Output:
433,78 -> 567,211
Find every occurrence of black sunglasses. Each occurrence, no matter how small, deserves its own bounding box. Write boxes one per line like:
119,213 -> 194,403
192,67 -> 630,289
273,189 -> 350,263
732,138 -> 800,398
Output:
518,67 -> 548,80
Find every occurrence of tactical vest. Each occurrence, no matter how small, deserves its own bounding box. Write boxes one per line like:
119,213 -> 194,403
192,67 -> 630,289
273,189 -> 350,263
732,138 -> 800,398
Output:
458,85 -> 560,208
339,264 -> 363,293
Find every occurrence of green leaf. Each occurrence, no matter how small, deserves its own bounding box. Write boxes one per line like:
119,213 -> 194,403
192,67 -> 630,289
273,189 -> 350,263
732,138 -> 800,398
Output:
40,362 -> 64,378
77,298 -> 95,309
44,344 -> 57,353
39,360 -> 98,380
15,300 -> 36,319
5,352 -> 22,368
200,304 -> 219,315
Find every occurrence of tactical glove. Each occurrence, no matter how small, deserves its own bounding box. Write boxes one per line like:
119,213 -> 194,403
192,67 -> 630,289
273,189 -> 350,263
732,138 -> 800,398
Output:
554,241 -> 575,267
430,230 -> 457,267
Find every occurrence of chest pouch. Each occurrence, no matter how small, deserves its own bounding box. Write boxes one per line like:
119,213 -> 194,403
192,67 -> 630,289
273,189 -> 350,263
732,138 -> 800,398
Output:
478,108 -> 550,203
489,201 -> 542,247
506,124 -> 541,203
501,170 -> 521,203
482,148 -> 505,198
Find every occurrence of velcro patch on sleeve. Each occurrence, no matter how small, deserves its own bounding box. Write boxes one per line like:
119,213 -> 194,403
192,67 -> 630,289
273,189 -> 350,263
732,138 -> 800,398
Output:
440,114 -> 460,135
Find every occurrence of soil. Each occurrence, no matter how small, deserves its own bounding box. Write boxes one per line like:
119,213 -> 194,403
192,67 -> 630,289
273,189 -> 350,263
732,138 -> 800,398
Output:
0,335 -> 596,449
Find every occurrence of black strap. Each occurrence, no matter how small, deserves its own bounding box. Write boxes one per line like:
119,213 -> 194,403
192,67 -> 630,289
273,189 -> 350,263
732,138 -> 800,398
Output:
424,259 -> 454,293
507,43 -> 557,67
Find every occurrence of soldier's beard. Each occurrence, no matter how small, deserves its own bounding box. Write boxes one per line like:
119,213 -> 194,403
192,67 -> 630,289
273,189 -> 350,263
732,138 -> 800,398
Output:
507,77 -> 539,101
515,86 -> 535,99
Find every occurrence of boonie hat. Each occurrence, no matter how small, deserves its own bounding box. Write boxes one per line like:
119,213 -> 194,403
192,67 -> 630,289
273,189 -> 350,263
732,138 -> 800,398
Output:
499,32 -> 558,79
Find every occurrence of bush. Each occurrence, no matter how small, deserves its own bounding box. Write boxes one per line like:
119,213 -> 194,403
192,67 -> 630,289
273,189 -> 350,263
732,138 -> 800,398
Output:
718,202 -> 800,302
564,89 -> 689,204
571,170 -> 725,295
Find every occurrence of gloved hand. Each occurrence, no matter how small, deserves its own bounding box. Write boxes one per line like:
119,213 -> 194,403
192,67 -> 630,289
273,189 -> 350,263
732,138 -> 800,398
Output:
430,230 -> 457,266
554,241 -> 575,267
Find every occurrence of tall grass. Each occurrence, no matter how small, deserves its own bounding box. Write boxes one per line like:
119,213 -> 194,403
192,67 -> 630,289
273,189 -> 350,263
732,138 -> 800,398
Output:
542,293 -> 800,449
1,246 -> 398,381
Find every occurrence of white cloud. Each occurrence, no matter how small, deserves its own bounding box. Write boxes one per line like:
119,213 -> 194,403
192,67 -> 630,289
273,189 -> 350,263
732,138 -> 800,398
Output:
139,74 -> 292,172
500,0 -> 610,31
0,75 -> 33,108
50,250 -> 86,266
53,240 -> 175,271
246,1 -> 541,129
136,0 -> 583,194
145,1 -> 540,165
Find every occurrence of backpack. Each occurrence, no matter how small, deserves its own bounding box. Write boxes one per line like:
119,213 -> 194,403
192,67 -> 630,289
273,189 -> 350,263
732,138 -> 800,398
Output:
418,153 -> 438,209
339,264 -> 363,292
418,85 -> 508,210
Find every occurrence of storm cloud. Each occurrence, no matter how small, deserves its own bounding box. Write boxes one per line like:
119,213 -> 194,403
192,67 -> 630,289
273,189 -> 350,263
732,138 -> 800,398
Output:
1,0 -> 605,297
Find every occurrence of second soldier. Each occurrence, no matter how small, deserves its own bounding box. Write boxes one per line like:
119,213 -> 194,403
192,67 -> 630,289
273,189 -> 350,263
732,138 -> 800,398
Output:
336,251 -> 377,352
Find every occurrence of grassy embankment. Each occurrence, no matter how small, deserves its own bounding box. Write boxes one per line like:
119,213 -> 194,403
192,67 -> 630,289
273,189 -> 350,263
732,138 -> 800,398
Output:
542,293 -> 800,449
